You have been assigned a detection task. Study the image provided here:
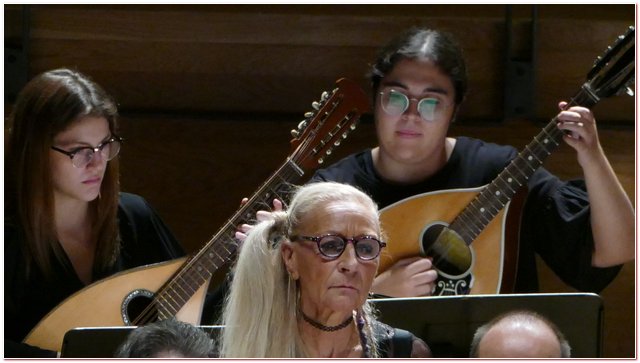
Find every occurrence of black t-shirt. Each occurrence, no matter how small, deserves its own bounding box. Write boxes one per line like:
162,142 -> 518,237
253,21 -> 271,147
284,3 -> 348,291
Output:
310,136 -> 622,293
5,193 -> 185,357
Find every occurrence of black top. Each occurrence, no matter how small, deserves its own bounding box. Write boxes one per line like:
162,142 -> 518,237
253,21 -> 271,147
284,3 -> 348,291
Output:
5,193 -> 185,358
310,136 -> 622,293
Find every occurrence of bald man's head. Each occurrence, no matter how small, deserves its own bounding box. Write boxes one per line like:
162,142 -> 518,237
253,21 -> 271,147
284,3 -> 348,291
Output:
470,310 -> 571,358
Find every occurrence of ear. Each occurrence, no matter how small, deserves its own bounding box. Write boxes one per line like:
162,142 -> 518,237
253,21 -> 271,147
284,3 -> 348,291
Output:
281,242 -> 299,280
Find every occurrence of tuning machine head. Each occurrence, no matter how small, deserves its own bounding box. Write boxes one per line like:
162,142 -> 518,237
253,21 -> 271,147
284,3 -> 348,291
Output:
625,87 -> 634,97
290,88 -> 338,138
619,85 -> 635,97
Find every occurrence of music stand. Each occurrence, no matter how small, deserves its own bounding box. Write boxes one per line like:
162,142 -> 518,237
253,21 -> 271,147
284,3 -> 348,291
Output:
61,293 -> 603,358
370,292 -> 603,358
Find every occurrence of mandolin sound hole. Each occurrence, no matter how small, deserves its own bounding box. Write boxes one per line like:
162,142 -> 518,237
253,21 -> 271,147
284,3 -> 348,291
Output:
421,223 -> 472,278
121,289 -> 159,326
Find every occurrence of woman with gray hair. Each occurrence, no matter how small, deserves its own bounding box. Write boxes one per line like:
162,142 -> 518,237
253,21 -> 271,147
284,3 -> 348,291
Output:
219,182 -> 430,358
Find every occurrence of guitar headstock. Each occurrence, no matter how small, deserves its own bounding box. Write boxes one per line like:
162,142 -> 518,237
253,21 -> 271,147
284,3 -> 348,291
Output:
289,78 -> 369,171
586,26 -> 635,100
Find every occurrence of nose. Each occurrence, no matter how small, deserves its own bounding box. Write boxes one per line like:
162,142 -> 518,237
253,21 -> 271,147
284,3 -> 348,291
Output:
337,243 -> 359,272
86,148 -> 105,168
403,98 -> 422,118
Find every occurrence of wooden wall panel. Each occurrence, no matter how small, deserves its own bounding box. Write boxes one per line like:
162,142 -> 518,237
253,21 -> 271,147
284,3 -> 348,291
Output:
17,4 -> 634,122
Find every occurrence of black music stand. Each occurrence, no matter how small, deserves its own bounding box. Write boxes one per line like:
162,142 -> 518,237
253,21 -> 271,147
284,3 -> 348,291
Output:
61,293 -> 603,358
370,292 -> 603,358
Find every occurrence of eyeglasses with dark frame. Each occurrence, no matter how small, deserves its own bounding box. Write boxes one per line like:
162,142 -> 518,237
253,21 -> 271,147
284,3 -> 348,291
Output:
291,233 -> 387,261
51,136 -> 123,168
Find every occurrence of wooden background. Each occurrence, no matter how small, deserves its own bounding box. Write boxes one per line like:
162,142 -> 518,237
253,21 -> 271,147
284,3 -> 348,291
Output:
5,4 -> 635,357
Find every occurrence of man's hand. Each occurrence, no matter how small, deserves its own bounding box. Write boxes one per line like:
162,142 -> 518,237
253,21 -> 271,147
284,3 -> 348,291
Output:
372,256 -> 438,297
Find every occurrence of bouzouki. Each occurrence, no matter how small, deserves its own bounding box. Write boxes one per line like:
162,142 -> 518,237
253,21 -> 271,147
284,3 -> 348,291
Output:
378,26 -> 635,296
24,78 -> 369,352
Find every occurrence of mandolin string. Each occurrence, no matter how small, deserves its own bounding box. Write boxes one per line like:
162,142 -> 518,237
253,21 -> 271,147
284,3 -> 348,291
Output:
131,107 -> 362,324
130,162 -> 305,326
453,92 -> 580,239
131,94 -> 362,327
431,94 -> 584,277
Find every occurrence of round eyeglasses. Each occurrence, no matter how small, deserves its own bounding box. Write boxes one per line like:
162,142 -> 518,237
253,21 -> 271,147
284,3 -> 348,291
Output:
379,88 -> 451,122
51,136 -> 123,168
292,233 -> 386,261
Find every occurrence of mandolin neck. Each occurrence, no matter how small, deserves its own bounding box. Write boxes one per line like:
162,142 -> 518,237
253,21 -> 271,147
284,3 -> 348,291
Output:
150,159 -> 304,320
449,86 -> 598,245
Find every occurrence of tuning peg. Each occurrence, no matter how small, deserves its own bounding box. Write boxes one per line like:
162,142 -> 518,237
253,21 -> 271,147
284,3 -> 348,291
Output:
291,129 -> 300,138
297,120 -> 307,130
312,101 -> 321,110
350,123 -> 357,130
320,91 -> 329,102
334,139 -> 341,147
342,132 -> 348,139
615,84 -> 635,97
304,111 -> 314,119
326,148 -> 332,155
625,87 -> 634,97
318,157 -> 324,164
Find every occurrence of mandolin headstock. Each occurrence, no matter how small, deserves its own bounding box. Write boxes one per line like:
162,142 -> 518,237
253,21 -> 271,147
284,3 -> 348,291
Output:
289,78 -> 369,172
586,26 -> 635,101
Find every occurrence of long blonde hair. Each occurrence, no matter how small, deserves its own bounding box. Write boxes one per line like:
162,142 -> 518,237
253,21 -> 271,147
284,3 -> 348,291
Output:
220,182 -> 381,357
